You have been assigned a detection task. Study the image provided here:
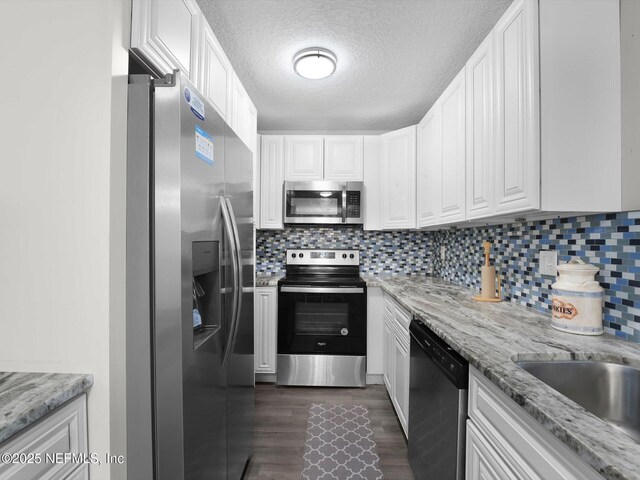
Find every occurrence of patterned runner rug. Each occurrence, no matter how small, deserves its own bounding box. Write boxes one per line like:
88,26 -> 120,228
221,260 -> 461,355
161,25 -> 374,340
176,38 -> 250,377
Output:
301,403 -> 384,480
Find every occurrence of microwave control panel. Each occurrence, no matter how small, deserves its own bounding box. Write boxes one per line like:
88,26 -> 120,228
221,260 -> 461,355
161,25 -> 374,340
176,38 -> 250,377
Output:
346,191 -> 361,218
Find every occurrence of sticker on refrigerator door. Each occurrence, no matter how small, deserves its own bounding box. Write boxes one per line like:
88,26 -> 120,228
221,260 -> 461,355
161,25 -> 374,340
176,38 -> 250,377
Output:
184,87 -> 205,120
195,125 -> 214,165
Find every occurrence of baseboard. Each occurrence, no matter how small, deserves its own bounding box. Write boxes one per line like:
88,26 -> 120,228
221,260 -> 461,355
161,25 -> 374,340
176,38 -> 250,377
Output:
255,373 -> 277,383
256,372 -> 383,385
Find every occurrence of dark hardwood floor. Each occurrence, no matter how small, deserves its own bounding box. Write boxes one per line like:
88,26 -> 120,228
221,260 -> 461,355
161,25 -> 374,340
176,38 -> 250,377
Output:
244,383 -> 414,480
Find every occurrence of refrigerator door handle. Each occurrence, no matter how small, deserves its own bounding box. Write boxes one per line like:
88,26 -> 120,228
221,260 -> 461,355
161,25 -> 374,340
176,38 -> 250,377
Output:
221,197 -> 240,367
224,196 -> 243,361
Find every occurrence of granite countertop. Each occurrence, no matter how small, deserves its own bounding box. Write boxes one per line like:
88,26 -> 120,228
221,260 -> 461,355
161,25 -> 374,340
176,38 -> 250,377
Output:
256,272 -> 285,287
0,372 -> 93,443
370,275 -> 640,480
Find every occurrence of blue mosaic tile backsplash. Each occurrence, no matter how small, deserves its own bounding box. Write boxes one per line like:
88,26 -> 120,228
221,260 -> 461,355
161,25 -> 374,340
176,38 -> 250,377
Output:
256,227 -> 432,275
431,211 -> 640,342
256,211 -> 640,342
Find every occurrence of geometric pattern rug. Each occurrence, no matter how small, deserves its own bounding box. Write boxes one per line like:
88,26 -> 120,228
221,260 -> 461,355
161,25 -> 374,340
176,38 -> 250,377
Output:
301,404 -> 384,479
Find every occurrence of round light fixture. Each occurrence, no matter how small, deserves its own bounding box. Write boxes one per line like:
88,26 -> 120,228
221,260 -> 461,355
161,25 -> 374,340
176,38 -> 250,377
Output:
293,48 -> 337,79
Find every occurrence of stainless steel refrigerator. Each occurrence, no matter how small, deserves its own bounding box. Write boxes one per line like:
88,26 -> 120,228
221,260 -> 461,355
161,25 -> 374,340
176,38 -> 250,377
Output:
125,71 -> 254,480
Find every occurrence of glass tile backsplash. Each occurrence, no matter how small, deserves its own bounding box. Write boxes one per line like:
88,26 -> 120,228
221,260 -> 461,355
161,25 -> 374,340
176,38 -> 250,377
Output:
256,211 -> 640,342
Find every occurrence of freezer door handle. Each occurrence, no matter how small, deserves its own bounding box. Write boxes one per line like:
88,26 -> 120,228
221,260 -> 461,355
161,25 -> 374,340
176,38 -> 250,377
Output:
221,197 -> 240,367
224,196 -> 244,365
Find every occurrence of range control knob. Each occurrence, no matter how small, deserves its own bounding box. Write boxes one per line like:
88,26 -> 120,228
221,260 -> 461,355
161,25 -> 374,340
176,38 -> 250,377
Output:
299,253 -> 304,258
342,253 -> 347,259
349,254 -> 355,259
292,253 -> 297,258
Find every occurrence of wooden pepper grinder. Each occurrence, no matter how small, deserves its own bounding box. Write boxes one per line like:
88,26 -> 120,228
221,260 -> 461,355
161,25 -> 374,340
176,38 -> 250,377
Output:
473,240 -> 502,302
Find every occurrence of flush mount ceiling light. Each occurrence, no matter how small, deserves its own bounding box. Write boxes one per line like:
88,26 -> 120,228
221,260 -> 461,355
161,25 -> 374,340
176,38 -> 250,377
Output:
293,48 -> 337,79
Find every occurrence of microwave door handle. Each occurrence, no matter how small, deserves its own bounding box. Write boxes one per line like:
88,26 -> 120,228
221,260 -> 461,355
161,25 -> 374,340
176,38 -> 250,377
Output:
221,197 -> 240,367
224,196 -> 243,364
342,186 -> 347,223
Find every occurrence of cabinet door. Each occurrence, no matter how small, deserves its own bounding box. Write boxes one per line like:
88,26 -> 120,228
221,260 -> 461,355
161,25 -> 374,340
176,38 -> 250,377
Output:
131,0 -> 201,82
260,136 -> 285,229
393,329 -> 410,436
439,68 -> 466,223
254,288 -> 277,374
66,465 -> 90,480
199,19 -> 232,121
231,71 -> 252,150
417,105 -> 441,227
246,96 -> 258,153
363,135 -> 382,230
380,126 -> 417,229
383,317 -> 394,394
466,34 -> 495,220
466,421 -> 516,480
366,287 -> 384,375
324,136 -> 364,180
284,136 -> 324,180
493,0 -> 540,214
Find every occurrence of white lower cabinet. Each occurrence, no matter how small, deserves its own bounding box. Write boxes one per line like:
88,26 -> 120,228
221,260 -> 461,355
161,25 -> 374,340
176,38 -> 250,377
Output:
392,324 -> 410,433
65,464 -> 89,480
467,421 -> 516,480
366,287 -> 384,377
0,394 -> 88,480
383,317 -> 393,392
382,293 -> 410,437
466,367 -> 604,480
254,287 -> 277,374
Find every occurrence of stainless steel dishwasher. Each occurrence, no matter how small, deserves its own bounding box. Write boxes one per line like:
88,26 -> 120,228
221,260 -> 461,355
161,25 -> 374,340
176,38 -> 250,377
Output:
408,320 -> 469,480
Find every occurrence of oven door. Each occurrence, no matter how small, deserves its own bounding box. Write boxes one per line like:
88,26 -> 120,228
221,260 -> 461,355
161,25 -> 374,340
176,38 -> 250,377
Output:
283,181 -> 345,224
278,286 -> 366,355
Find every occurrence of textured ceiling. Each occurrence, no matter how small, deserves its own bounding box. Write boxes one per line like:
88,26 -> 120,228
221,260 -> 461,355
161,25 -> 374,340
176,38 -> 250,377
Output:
197,0 -> 513,132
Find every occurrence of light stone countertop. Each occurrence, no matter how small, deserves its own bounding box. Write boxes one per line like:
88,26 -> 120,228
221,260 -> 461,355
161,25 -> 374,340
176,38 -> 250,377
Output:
0,372 -> 93,443
368,275 -> 640,480
255,273 -> 285,287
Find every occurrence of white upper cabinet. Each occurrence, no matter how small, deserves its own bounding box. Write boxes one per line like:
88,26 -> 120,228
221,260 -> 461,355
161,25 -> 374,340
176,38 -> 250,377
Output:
439,68 -> 466,223
260,136 -> 285,229
493,0 -> 540,214
466,34 -> 495,220
417,106 -> 441,228
231,71 -> 258,152
131,0 -> 201,82
284,136 -> 324,180
199,19 -> 232,121
363,135 -> 382,231
380,126 -> 417,229
131,0 -> 258,154
323,136 -> 364,181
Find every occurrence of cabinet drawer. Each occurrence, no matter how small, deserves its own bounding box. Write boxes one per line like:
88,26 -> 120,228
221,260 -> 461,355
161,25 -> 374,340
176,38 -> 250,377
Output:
469,368 -> 602,480
0,394 -> 88,480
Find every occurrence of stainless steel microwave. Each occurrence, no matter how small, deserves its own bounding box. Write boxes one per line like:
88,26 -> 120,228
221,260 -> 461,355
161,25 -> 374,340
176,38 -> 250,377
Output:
283,181 -> 364,225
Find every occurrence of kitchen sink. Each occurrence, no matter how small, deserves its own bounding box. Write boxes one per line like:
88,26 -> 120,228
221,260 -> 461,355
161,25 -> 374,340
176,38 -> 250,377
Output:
515,360 -> 640,442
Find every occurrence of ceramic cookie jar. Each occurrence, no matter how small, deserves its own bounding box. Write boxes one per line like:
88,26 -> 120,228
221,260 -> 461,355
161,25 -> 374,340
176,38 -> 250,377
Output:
551,259 -> 604,335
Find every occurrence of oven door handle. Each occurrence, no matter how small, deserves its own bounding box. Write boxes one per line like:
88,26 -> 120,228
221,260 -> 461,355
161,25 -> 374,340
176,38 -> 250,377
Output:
280,286 -> 364,294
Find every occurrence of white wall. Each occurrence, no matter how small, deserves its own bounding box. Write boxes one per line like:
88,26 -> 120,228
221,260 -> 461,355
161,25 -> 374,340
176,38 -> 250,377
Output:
0,1 -> 130,479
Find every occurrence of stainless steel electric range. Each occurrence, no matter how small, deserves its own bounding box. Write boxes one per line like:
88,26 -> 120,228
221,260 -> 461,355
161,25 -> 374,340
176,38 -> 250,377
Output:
277,249 -> 367,387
